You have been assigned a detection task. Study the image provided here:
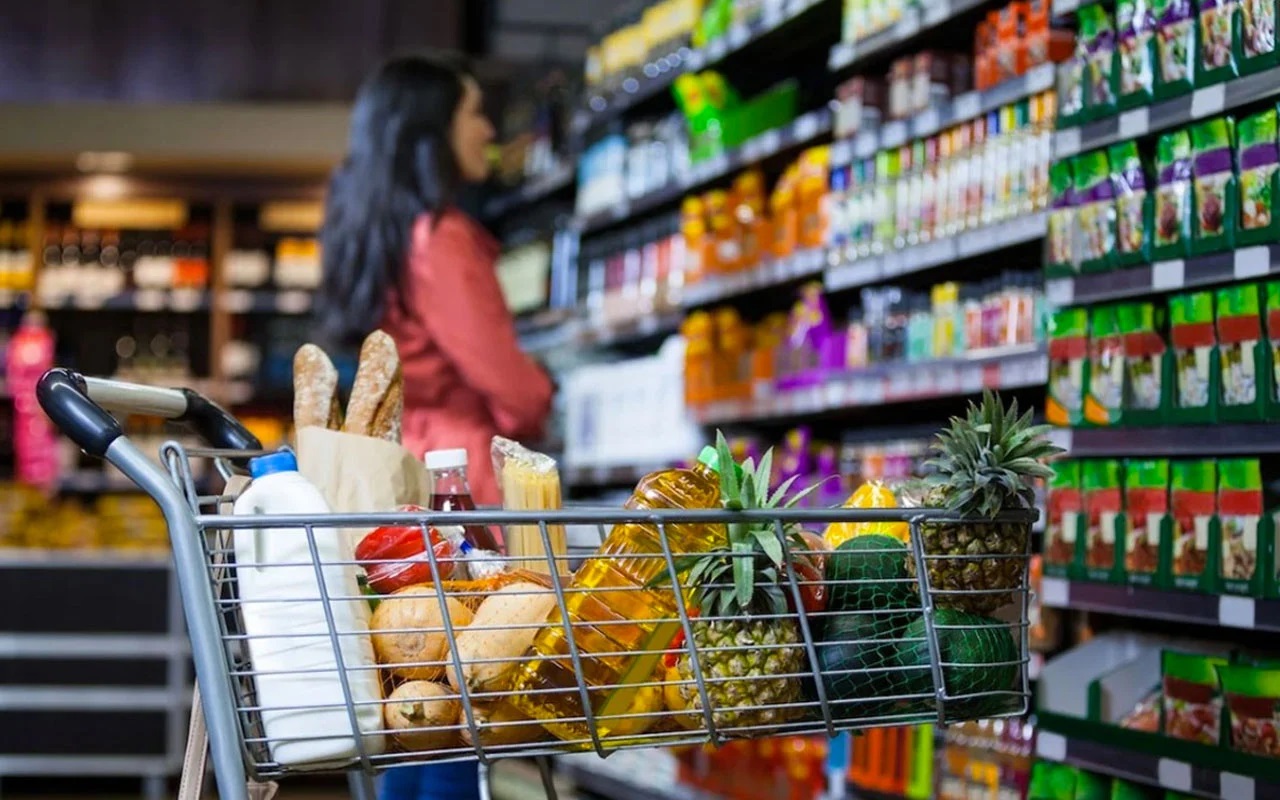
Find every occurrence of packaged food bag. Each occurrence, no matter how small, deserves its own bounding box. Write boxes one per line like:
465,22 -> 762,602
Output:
1048,307 -> 1091,427
1080,4 -> 1118,118
1169,291 -> 1218,423
1215,662 -> 1280,757
1199,0 -> 1240,82
1191,116 -> 1238,254
1170,460 -> 1217,591
1046,160 -> 1079,276
1267,280 -> 1280,413
1084,304 -> 1125,425
1118,301 -> 1169,423
1161,650 -> 1229,744
1154,0 -> 1197,97
1123,459 -> 1170,586
1045,460 -> 1084,577
491,436 -> 568,573
1074,150 -> 1118,272
1217,458 -> 1265,595
1117,0 -> 1159,107
1237,107 -> 1280,244
1083,459 -> 1125,583
1216,282 -> 1268,419
1153,129 -> 1195,260
1110,141 -> 1154,266
1058,42 -> 1089,126
1235,0 -> 1279,72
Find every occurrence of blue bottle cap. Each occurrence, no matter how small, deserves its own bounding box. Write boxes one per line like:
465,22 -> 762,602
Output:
249,451 -> 298,479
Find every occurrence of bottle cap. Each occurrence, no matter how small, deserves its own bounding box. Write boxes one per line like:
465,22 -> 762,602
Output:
696,445 -> 720,471
425,448 -> 469,470
249,450 -> 298,479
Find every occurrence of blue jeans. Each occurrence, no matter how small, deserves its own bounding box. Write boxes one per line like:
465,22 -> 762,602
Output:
379,763 -> 481,800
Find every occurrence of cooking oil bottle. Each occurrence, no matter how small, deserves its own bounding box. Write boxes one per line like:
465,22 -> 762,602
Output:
507,446 -> 728,742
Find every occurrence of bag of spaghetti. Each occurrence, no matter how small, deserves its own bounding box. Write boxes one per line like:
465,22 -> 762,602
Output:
490,436 -> 568,577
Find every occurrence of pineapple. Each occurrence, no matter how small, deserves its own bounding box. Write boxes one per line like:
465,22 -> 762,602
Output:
655,434 -> 823,732
906,391 -> 1064,614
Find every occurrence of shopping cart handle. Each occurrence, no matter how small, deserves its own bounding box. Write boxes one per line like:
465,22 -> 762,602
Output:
37,368 -> 262,458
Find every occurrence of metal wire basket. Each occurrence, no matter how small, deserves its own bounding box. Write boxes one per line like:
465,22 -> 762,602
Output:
37,370 -> 1036,800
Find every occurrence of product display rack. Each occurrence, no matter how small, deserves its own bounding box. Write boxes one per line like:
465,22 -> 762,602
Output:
1059,424 -> 1280,456
1050,244 -> 1280,306
1039,578 -> 1280,632
826,0 -> 991,72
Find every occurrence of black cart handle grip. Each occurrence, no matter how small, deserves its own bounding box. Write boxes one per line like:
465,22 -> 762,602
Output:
37,368 -> 262,458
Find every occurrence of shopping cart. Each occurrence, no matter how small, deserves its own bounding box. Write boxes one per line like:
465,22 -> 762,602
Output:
37,369 -> 1037,800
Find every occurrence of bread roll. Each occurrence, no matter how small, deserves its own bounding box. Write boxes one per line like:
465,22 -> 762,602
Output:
292,344 -> 342,431
344,330 -> 403,442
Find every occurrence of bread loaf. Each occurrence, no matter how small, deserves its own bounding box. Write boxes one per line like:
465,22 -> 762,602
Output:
292,344 -> 342,431
343,330 -> 403,442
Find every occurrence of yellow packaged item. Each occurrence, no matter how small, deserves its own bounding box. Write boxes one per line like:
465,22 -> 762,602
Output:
823,481 -> 910,545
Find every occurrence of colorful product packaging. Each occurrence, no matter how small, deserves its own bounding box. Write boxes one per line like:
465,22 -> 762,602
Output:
1048,306 -> 1091,426
1117,0 -> 1158,108
1075,150 -> 1118,271
1085,304 -> 1125,425
1171,460 -> 1217,591
1161,650 -> 1229,745
1112,778 -> 1164,799
1046,459 -> 1084,577
1123,459 -> 1171,586
1215,663 -> 1280,757
1216,282 -> 1269,420
1083,459 -> 1125,583
1080,4 -> 1118,117
1118,301 -> 1169,424
1267,280 -> 1280,418
1058,40 -> 1089,126
1153,0 -> 1197,97
1110,141 -> 1154,266
1153,129 -> 1194,260
1235,0 -> 1279,72
1073,770 -> 1112,799
1237,107 -> 1280,244
1191,116 -> 1239,254
1169,291 -> 1218,423
1047,160 -> 1079,276
1199,0 -> 1240,82
1218,458 -> 1267,595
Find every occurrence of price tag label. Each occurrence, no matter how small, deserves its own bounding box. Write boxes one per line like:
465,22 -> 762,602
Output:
762,5 -> 784,28
882,120 -> 908,148
830,42 -> 856,70
728,25 -> 750,49
685,49 -> 706,71
1157,759 -> 1192,792
276,290 -> 311,314
1152,259 -> 1186,290
707,38 -> 728,61
952,92 -> 981,122
1191,83 -> 1226,117
922,0 -> 951,24
855,130 -> 879,158
1118,107 -> 1150,139
1219,595 -> 1256,629
1054,0 -> 1080,13
827,258 -> 881,291
1036,731 -> 1067,761
882,249 -> 906,276
914,108 -> 941,136
1234,245 -> 1270,279
1055,127 -> 1082,159
135,289 -> 166,311
1220,774 -> 1256,800
170,289 -> 204,312
1046,278 -> 1075,307
794,112 -> 822,142
830,138 -> 853,167
1040,576 -> 1070,607
758,129 -> 783,157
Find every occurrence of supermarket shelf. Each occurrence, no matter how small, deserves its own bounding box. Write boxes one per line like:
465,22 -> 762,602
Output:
577,311 -> 683,349
0,547 -> 170,568
0,686 -> 186,712
483,162 -> 577,219
573,0 -> 829,132
1039,578 -> 1280,632
218,288 -> 313,315
682,246 -> 827,307
576,108 -> 833,235
1054,63 -> 1280,159
563,461 -> 674,490
39,289 -> 211,313
693,343 -> 1047,424
828,0 -> 988,73
832,63 -> 1057,166
0,289 -> 31,310
0,755 -> 177,779
0,632 -> 187,658
1050,244 -> 1280,307
1058,423 -> 1280,456
824,212 -> 1047,293
1036,720 -> 1280,800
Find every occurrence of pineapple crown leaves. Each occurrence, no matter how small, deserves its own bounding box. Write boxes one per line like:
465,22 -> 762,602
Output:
923,390 -> 1065,518
648,431 -> 829,617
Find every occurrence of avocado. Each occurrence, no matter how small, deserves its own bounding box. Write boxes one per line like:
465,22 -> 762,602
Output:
825,535 -> 917,612
891,608 -> 1020,719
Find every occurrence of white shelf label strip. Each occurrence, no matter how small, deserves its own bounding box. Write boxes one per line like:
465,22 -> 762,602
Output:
1156,759 -> 1192,793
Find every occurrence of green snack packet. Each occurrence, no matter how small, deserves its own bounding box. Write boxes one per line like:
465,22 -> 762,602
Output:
1110,142 -> 1152,263
1117,0 -> 1158,106
1047,460 -> 1084,574
1218,458 -> 1263,594
1029,761 -> 1079,800
1117,301 -> 1167,414
1161,649 -> 1229,744
1084,459 -> 1125,580
1124,459 -> 1169,582
1169,291 -> 1216,415
1049,307 -> 1091,426
1075,151 -> 1118,270
1112,778 -> 1162,799
1216,662 -> 1280,756
1074,770 -> 1112,800
1048,160 -> 1078,274
1237,108 -> 1279,239
1154,130 -> 1194,257
1171,460 -> 1216,589
1216,283 -> 1263,408
1191,116 -> 1238,252
1267,281 -> 1280,403
1085,305 -> 1125,424
1237,0 -> 1279,71
1080,4 -> 1118,116
1153,0 -> 1197,95
1198,0 -> 1240,81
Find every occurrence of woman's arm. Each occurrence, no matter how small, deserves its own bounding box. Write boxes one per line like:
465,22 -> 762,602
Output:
408,215 -> 553,439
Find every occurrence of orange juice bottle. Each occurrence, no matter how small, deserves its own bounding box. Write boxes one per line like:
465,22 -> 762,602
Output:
733,169 -> 768,269
681,310 -> 716,406
797,146 -> 832,249
705,189 -> 740,274
680,196 -> 709,285
770,164 -> 799,258
506,449 -> 729,742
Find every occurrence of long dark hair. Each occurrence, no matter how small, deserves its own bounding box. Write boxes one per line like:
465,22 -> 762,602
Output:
315,54 -> 470,347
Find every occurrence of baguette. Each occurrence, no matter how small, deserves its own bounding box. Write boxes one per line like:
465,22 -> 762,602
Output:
343,330 -> 403,442
292,344 -> 342,431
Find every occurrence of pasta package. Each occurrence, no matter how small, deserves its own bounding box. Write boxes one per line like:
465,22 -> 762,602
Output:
491,437 -> 568,573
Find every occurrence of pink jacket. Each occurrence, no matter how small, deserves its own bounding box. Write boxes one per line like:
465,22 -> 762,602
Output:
381,211 -> 553,505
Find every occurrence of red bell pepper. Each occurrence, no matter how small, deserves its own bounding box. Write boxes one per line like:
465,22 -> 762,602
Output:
354,506 -> 456,594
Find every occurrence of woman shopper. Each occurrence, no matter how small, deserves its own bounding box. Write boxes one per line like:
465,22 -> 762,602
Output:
315,53 -> 554,800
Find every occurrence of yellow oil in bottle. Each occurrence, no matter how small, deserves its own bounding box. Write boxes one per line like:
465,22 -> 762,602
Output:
506,447 -> 728,742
